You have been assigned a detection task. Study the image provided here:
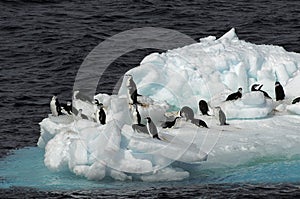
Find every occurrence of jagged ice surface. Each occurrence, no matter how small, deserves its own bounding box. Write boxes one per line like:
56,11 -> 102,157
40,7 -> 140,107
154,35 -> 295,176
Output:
38,28 -> 300,182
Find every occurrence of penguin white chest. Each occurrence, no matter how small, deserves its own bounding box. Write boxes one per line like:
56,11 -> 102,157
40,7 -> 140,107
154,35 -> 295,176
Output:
50,99 -> 58,116
95,109 -> 100,123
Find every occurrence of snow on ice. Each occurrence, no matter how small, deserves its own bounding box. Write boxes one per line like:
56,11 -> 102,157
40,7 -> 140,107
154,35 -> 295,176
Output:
38,28 -> 300,182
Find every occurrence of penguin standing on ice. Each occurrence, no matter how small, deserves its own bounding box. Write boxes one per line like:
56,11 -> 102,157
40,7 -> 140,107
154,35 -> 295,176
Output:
145,117 -> 161,140
126,74 -> 140,105
179,106 -> 194,121
215,106 -> 228,125
95,103 -> 106,125
226,88 -> 242,101
275,81 -> 285,101
131,104 -> 147,133
251,84 -> 272,99
50,95 -> 62,116
161,117 -> 180,129
199,100 -> 210,116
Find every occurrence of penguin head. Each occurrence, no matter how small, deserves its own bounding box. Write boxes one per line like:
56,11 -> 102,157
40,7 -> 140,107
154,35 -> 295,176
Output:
125,74 -> 133,87
52,96 -> 57,100
238,87 -> 242,93
94,99 -> 100,105
99,103 -> 104,108
251,84 -> 260,91
215,106 -> 221,111
275,81 -> 281,86
67,101 -> 71,106
145,117 -> 151,123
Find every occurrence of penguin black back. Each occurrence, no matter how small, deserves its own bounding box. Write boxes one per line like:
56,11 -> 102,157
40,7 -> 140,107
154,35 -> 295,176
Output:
226,88 -> 242,101
180,106 -> 194,121
191,118 -> 208,128
292,97 -> 300,104
161,117 -> 180,128
98,103 -> 106,125
199,100 -> 210,116
55,97 -> 62,116
146,117 -> 160,140
251,84 -> 272,99
275,81 -> 285,101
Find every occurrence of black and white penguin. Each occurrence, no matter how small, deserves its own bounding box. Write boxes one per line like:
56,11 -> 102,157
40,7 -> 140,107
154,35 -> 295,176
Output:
215,106 -> 228,125
161,117 -> 180,129
145,117 -> 161,140
292,97 -> 300,104
126,74 -> 140,105
133,104 -> 142,125
95,103 -> 106,125
131,104 -> 147,133
199,100 -> 210,116
62,101 -> 72,115
50,95 -> 62,116
226,88 -> 242,101
191,118 -> 208,128
179,106 -> 194,121
251,84 -> 272,99
275,81 -> 285,101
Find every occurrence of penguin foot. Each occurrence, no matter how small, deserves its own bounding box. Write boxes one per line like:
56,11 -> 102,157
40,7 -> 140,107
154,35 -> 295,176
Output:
153,134 -> 161,140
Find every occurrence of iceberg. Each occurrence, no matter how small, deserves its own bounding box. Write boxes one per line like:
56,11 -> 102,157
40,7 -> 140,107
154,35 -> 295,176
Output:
38,28 -> 300,182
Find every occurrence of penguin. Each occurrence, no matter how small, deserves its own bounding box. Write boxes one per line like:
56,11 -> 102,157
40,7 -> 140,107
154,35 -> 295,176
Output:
131,104 -> 147,133
95,103 -> 106,125
199,100 -> 210,116
180,106 -> 209,128
145,117 -> 161,140
50,95 -> 62,116
191,118 -> 208,128
292,97 -> 300,104
215,106 -> 228,125
62,101 -> 72,115
126,74 -> 140,105
161,117 -> 180,129
275,81 -> 285,101
226,88 -> 242,101
179,106 -> 194,121
251,84 -> 272,99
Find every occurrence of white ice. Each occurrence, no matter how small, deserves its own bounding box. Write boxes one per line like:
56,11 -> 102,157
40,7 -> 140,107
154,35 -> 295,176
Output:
38,28 -> 300,182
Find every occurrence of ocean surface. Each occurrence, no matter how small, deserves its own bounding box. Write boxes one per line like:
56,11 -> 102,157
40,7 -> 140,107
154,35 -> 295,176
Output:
1,0 -> 300,198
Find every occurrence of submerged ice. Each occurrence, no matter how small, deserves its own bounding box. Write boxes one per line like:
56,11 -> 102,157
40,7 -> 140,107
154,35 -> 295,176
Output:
38,28 -> 300,182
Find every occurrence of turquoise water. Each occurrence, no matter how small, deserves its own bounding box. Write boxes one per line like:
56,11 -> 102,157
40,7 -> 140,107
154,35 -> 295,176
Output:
1,147 -> 300,191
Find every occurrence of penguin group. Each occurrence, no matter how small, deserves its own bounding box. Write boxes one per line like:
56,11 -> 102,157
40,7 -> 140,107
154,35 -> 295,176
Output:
50,94 -> 72,117
50,74 -> 299,143
49,93 -> 107,125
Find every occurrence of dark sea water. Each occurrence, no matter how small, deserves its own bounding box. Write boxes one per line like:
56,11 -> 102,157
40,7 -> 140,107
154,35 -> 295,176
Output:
1,0 -> 300,198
